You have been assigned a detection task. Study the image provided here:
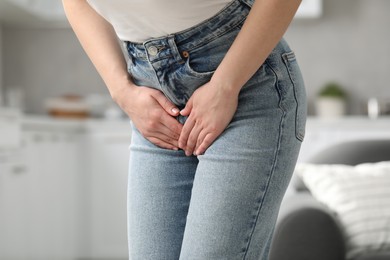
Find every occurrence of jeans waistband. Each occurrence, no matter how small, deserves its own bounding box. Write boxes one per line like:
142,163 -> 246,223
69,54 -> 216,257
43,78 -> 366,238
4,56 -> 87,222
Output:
124,0 -> 252,62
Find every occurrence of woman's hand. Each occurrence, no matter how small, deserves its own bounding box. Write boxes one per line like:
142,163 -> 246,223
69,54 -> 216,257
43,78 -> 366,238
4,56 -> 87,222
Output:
114,85 -> 183,150
178,82 -> 239,156
64,0 -> 183,150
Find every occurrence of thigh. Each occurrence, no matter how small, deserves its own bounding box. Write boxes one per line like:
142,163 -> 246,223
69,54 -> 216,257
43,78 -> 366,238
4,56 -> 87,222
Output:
179,44 -> 306,260
127,124 -> 198,260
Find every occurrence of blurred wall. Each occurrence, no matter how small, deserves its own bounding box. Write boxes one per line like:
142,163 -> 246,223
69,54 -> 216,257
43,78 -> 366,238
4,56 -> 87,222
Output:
2,0 -> 390,115
2,28 -> 107,114
0,24 -> 3,105
285,0 -> 390,114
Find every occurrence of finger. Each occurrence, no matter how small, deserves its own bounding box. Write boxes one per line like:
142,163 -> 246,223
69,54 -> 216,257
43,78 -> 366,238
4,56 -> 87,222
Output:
152,91 -> 180,116
160,112 -> 183,138
145,120 -> 181,147
180,98 -> 193,116
150,123 -> 181,145
148,136 -> 179,151
195,133 -> 216,156
178,116 -> 196,150
195,129 -> 208,154
185,123 -> 202,156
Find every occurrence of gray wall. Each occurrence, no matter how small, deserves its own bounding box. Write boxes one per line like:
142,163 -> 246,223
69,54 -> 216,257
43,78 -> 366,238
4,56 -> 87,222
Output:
285,0 -> 390,114
0,24 -> 3,106
2,0 -> 390,115
3,28 -> 108,114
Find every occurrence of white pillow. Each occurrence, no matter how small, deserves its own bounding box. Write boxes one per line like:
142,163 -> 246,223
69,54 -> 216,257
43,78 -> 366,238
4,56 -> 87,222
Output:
295,161 -> 390,259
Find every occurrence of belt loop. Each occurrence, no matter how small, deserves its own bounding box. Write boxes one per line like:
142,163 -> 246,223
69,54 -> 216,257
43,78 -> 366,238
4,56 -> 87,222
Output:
168,35 -> 183,63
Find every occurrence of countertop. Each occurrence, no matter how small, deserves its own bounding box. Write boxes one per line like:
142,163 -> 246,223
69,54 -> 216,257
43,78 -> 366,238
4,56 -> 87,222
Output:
20,114 -> 132,134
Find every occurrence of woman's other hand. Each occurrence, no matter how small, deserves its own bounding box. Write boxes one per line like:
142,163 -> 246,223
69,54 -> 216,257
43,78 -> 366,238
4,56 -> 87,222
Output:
175,0 -> 303,156
114,85 -> 182,150
179,82 -> 239,156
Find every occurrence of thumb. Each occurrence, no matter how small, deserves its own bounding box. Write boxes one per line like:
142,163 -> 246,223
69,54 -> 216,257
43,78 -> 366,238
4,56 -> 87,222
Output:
180,98 -> 193,116
153,91 -> 180,116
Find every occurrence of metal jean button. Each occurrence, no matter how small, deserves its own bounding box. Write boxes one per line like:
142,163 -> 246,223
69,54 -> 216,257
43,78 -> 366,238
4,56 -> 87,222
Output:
147,46 -> 158,56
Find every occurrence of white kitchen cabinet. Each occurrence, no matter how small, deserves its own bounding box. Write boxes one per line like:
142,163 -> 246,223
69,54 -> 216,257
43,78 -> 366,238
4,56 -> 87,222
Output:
1,116 -> 132,260
0,148 -> 29,260
82,122 -> 131,260
0,108 -> 21,148
0,128 -> 83,260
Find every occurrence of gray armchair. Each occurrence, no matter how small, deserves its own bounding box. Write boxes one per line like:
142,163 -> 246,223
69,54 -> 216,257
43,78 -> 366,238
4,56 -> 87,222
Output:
269,140 -> 390,260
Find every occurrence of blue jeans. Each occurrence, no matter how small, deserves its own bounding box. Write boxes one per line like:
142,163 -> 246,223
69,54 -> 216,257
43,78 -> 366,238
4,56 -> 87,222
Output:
125,0 -> 307,259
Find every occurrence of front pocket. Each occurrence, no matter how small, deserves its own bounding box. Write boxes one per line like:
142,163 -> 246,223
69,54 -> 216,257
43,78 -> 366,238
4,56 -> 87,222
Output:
180,25 -> 242,78
282,52 -> 307,142
184,53 -> 216,78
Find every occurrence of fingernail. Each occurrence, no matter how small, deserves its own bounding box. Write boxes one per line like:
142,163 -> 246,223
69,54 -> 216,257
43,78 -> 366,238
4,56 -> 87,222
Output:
171,108 -> 179,114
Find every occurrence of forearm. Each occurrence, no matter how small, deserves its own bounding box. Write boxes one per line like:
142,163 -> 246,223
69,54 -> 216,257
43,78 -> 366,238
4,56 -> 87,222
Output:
211,0 -> 302,94
62,0 -> 133,100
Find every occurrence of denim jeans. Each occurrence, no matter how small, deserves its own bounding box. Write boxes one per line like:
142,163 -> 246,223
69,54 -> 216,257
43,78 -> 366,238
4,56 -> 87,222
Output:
125,0 -> 307,259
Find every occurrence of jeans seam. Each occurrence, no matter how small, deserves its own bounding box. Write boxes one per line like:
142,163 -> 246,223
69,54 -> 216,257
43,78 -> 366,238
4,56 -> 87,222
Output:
264,60 -> 287,112
241,107 -> 286,260
241,62 -> 286,258
282,53 -> 305,142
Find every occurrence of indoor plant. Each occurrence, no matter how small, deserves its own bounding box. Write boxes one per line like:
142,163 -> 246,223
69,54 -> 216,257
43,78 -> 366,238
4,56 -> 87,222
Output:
316,82 -> 347,118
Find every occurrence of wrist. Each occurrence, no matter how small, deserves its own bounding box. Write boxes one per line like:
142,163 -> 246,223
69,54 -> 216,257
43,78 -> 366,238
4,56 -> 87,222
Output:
105,74 -> 135,97
108,75 -> 136,104
210,74 -> 242,97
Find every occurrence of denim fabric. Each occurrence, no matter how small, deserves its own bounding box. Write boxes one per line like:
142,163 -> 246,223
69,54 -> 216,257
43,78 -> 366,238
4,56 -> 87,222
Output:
125,0 -> 307,259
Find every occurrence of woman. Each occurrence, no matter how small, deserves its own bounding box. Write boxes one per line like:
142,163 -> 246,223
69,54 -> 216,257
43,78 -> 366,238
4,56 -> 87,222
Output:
63,0 -> 306,259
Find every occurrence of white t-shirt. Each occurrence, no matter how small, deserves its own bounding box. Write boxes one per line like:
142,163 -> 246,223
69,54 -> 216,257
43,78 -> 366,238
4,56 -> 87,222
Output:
86,0 -> 233,42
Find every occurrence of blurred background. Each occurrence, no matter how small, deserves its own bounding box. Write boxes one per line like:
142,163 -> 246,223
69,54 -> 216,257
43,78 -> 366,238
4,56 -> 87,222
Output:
0,0 -> 389,259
